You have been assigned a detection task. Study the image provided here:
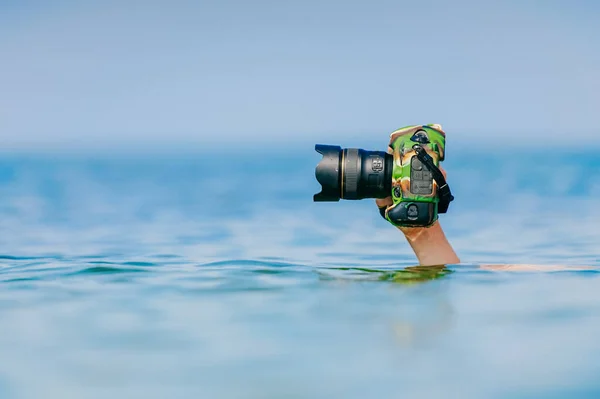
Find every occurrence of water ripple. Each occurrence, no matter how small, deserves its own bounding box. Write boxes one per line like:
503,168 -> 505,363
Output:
70,266 -> 150,275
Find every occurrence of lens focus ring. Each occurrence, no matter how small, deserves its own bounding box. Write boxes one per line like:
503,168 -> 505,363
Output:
344,149 -> 359,197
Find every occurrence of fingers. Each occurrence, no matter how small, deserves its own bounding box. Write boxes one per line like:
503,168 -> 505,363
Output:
375,196 -> 393,208
440,166 -> 447,180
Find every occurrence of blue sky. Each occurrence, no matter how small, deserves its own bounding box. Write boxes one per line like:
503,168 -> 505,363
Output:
1,0 -> 598,151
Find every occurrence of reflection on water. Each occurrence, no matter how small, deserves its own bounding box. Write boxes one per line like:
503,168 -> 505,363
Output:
320,265 -> 453,283
318,264 -> 458,349
1,149 -> 600,398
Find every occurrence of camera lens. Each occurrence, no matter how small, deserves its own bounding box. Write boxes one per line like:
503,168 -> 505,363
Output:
313,144 -> 393,201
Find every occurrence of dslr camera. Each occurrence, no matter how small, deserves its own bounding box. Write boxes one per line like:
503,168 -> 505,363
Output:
313,124 -> 454,227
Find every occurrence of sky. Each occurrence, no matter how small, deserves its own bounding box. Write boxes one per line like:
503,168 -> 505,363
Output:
1,0 -> 599,152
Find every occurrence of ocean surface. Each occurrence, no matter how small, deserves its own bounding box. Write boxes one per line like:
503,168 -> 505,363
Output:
0,143 -> 599,399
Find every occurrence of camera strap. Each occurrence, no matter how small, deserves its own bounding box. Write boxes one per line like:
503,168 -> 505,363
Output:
413,145 -> 454,213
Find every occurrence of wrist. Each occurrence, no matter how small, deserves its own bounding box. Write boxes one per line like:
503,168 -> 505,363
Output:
399,223 -> 432,242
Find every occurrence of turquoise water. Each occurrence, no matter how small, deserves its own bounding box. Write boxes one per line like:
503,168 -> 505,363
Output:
1,146 -> 599,398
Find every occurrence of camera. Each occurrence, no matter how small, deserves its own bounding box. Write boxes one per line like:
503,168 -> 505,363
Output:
313,125 -> 454,227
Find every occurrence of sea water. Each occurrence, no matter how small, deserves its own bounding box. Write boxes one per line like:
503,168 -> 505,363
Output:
0,145 -> 599,399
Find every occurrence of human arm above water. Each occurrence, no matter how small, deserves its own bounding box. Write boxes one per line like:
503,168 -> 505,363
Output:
375,165 -> 460,267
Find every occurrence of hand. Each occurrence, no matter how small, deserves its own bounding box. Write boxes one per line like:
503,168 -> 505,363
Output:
375,165 -> 448,237
375,149 -> 459,266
